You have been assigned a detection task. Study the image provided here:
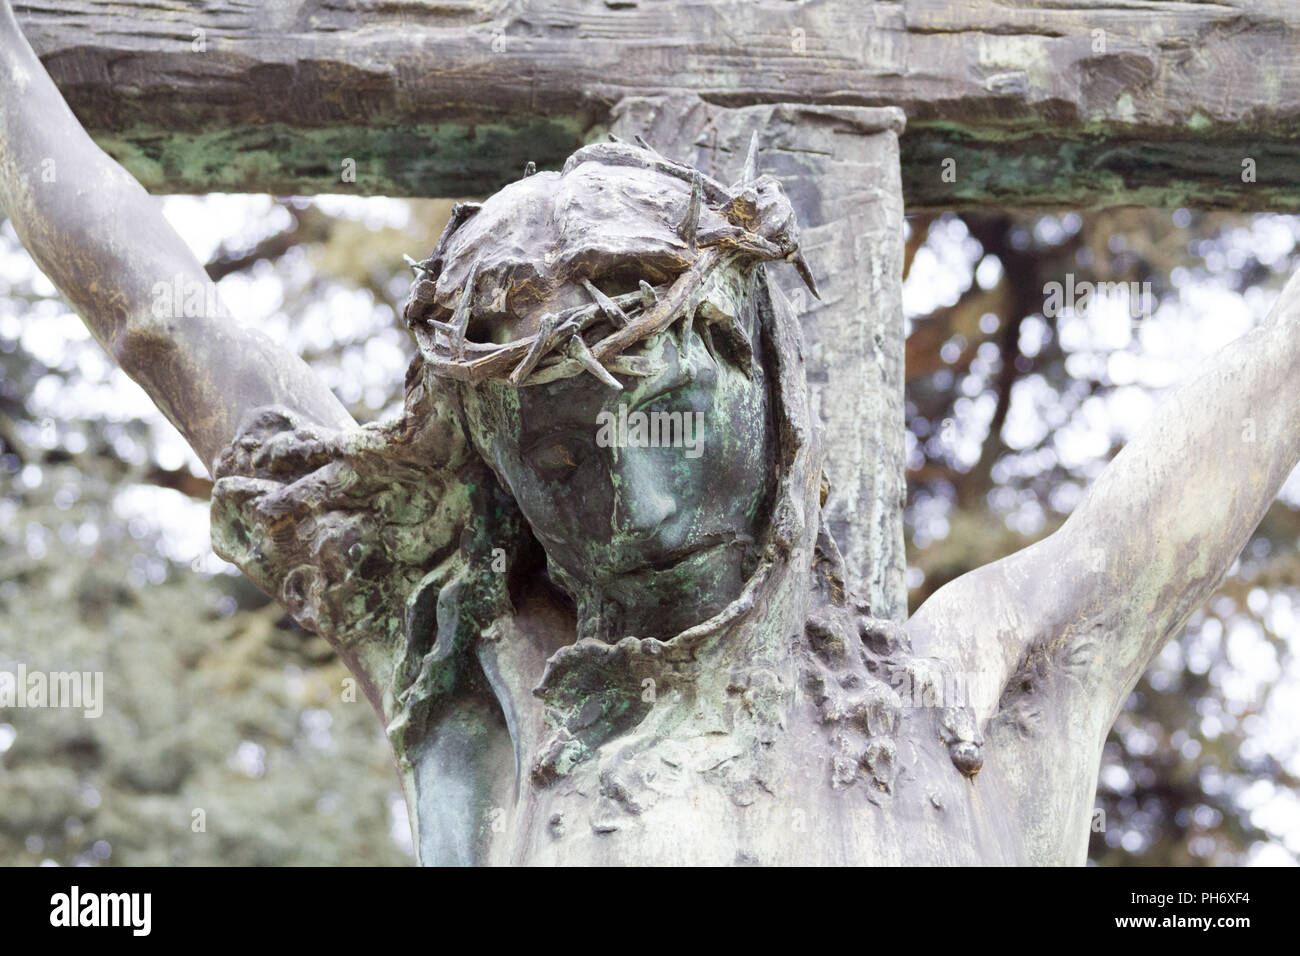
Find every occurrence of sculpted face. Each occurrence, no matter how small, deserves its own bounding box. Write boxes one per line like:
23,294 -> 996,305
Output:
467,278 -> 774,641
404,141 -> 812,641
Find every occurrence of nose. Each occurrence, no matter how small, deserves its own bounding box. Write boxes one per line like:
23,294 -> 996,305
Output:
609,450 -> 678,539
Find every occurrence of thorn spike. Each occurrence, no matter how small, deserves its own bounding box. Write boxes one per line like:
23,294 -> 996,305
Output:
580,278 -> 629,327
451,262 -> 479,358
740,130 -> 760,184
568,334 -> 623,390
789,250 -> 820,300
678,171 -> 702,250
638,280 -> 658,308
634,134 -> 662,158
508,313 -> 558,385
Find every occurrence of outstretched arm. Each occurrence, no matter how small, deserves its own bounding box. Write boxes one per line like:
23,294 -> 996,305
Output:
0,2 -> 353,473
910,269 -> 1300,724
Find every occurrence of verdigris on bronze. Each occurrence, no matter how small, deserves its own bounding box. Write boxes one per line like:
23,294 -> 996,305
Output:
211,143 -> 1035,865
6,0 -> 1300,865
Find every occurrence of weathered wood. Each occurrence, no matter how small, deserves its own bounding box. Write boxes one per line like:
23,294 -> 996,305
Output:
15,0 -> 1300,207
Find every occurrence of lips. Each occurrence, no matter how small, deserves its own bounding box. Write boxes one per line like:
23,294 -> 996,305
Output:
607,530 -> 750,576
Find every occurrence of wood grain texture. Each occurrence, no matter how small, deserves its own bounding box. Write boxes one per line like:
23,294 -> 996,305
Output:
14,0 -> 1300,206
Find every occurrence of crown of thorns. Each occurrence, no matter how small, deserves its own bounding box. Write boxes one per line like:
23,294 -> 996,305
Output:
401,133 -> 819,391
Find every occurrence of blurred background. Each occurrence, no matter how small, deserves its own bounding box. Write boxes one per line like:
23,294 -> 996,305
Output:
0,195 -> 1296,866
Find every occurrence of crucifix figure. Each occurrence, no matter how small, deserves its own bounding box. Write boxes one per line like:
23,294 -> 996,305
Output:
3,2 -> 1298,866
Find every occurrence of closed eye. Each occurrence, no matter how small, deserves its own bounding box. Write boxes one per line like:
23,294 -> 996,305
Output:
632,370 -> 716,415
633,379 -> 689,413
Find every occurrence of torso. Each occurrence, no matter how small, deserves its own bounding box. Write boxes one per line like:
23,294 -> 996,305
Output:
405,558 -> 1103,866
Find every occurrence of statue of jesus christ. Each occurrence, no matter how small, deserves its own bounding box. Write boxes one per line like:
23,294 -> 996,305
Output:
3,0 -> 1297,865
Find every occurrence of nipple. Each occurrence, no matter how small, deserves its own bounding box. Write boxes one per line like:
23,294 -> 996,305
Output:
949,739 -> 983,776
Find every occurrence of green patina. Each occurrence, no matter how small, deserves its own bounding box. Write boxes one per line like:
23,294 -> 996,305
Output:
96,116 -> 589,198
84,111 -> 1300,212
902,124 -> 1300,210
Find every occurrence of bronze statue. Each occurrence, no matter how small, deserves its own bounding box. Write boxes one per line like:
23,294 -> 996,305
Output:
3,0 -> 1298,865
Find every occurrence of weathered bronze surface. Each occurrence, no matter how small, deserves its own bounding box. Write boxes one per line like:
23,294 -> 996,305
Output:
209,142 -> 964,864
208,140 -> 1300,866
5,0 -> 1300,866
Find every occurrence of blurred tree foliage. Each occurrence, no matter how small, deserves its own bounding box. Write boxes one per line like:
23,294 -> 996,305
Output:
0,197 -> 455,866
0,197 -> 1296,865
903,208 -> 1300,865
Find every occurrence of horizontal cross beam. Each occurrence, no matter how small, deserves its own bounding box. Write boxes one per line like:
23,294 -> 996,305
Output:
15,0 -> 1300,208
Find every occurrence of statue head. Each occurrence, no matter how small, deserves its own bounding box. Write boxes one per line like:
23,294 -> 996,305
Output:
401,139 -> 818,641
212,136 -> 939,792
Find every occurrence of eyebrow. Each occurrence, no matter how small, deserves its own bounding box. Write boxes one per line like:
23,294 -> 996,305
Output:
517,382 -> 611,440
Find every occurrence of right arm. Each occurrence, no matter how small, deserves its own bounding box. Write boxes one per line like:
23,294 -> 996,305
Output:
908,267 -> 1300,749
0,2 -> 353,473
